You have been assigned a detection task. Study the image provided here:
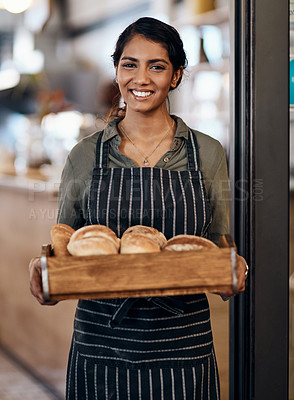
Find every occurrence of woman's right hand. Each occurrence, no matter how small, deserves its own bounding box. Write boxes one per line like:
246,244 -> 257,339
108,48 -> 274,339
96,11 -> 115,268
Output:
29,257 -> 58,306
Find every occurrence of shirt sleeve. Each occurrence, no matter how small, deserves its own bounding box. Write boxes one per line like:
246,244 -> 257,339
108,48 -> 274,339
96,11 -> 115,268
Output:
194,130 -> 230,245
56,132 -> 98,229
205,146 -> 230,245
57,154 -> 86,229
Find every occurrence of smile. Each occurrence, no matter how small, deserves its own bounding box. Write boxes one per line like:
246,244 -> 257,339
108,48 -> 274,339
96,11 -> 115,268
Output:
131,90 -> 153,98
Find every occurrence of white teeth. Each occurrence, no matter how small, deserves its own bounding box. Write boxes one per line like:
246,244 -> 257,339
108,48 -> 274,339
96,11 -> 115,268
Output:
132,90 -> 152,98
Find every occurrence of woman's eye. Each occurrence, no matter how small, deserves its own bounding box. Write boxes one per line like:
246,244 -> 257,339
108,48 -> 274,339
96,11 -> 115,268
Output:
122,63 -> 136,68
151,65 -> 165,70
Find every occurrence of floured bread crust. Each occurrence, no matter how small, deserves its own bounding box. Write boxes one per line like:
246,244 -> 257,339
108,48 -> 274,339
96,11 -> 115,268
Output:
163,234 -> 217,252
67,224 -> 120,256
120,234 -> 161,254
67,236 -> 119,256
122,225 -> 167,249
69,225 -> 120,249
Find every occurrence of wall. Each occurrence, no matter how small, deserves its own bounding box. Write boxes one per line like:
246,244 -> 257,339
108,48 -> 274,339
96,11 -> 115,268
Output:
0,176 -> 76,397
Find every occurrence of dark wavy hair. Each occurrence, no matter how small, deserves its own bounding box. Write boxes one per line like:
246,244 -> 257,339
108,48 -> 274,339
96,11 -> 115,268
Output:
108,17 -> 188,120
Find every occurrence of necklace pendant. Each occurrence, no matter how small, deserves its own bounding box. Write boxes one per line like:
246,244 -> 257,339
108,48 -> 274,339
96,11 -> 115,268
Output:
144,159 -> 150,167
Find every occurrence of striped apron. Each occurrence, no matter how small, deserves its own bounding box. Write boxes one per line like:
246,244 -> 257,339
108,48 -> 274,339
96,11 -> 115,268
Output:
66,129 -> 221,399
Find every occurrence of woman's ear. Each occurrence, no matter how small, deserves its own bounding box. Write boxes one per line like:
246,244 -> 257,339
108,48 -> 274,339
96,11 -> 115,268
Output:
170,66 -> 184,89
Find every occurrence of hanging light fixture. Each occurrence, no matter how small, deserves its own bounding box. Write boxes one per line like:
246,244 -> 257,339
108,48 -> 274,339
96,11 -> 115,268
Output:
0,68 -> 20,91
2,0 -> 33,14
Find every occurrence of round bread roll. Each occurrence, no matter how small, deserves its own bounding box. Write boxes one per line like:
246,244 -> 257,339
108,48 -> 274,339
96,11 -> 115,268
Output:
162,235 -> 217,252
122,225 -> 167,248
50,223 -> 75,256
67,224 -> 120,256
120,234 -> 161,254
67,237 -> 118,256
69,225 -> 120,250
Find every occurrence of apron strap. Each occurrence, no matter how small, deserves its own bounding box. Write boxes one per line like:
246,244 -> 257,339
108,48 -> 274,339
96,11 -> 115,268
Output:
108,298 -> 139,328
109,297 -> 186,328
146,297 -> 186,315
96,129 -> 200,170
186,129 -> 201,171
95,131 -> 110,168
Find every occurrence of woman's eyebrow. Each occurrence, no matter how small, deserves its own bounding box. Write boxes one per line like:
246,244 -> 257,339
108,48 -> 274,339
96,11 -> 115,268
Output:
121,56 -> 169,65
121,56 -> 137,62
149,58 -> 169,65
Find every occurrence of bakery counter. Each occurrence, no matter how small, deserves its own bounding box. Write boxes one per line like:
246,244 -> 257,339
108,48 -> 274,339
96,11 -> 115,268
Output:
0,174 -> 76,397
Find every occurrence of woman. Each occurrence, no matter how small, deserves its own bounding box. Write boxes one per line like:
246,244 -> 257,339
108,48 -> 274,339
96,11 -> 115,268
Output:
30,17 -> 247,399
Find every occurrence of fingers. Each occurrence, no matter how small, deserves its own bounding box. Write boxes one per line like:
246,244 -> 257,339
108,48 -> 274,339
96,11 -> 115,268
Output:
216,289 -> 234,298
215,254 -> 248,298
236,255 -> 247,293
29,257 -> 42,301
29,257 -> 57,306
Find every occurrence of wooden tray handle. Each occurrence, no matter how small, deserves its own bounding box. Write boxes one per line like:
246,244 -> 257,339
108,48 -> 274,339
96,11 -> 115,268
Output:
41,244 -> 52,302
218,234 -> 238,294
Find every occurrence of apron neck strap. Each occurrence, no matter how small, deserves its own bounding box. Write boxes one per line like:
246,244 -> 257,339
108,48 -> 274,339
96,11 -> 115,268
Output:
95,129 -> 200,170
185,129 -> 200,170
95,131 -> 110,168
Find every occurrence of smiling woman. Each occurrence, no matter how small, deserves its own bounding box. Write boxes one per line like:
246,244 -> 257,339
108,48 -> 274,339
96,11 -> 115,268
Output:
110,20 -> 187,168
115,36 -> 181,118
114,35 -> 180,166
29,16 -> 248,400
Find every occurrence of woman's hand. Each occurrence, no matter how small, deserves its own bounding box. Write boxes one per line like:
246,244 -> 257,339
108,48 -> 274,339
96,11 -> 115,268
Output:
217,254 -> 248,298
29,257 -> 58,306
235,254 -> 248,293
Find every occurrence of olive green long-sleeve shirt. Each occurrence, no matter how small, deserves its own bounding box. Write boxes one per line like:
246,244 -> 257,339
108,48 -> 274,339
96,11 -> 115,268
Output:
57,115 -> 230,244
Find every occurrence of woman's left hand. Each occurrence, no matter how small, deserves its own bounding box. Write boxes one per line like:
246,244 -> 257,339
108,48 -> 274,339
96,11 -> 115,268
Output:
235,254 -> 248,293
217,254 -> 248,298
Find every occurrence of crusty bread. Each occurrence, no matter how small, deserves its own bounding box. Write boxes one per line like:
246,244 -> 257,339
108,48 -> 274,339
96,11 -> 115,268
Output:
122,225 -> 167,248
69,225 -> 120,250
50,223 -> 75,256
162,234 -> 217,252
67,237 -> 118,256
67,224 -> 120,256
120,234 -> 161,254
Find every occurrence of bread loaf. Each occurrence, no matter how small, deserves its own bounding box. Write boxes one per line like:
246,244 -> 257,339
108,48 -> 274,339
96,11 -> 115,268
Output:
67,225 -> 120,256
67,237 -> 119,256
122,225 -> 167,247
162,235 -> 217,252
120,235 -> 161,254
50,223 -> 75,256
120,225 -> 166,254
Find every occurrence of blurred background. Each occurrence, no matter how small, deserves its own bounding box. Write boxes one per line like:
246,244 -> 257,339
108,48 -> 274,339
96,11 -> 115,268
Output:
0,0 -> 231,399
0,0 -> 230,180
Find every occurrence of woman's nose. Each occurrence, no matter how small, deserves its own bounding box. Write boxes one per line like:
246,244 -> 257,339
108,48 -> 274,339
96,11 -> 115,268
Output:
133,67 -> 150,84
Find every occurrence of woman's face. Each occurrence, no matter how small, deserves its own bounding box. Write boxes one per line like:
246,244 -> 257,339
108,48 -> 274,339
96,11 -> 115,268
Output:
115,35 -> 182,115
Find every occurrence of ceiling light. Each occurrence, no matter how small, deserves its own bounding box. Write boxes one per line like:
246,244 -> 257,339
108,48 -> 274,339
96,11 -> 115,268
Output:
0,68 -> 20,91
2,0 -> 33,14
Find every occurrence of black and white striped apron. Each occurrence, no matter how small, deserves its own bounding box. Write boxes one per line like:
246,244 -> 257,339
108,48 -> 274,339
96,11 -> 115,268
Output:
66,128 -> 221,399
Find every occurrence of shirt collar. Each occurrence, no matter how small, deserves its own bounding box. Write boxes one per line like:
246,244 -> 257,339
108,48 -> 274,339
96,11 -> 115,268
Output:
101,115 -> 190,142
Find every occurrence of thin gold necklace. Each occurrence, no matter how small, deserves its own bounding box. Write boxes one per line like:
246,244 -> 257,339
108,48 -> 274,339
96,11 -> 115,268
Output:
119,120 -> 175,167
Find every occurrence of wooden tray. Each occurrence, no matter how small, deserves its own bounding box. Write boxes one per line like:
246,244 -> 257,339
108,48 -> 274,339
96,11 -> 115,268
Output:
41,234 -> 238,302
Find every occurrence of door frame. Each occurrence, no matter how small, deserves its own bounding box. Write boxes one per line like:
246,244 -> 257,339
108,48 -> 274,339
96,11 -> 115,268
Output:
229,0 -> 289,399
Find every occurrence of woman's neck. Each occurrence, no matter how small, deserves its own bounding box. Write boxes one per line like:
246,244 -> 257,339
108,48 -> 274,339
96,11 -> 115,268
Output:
121,109 -> 174,140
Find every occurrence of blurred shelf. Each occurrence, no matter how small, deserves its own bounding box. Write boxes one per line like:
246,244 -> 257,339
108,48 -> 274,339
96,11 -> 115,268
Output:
0,172 -> 59,193
173,7 -> 229,28
189,59 -> 230,76
177,111 -> 229,123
